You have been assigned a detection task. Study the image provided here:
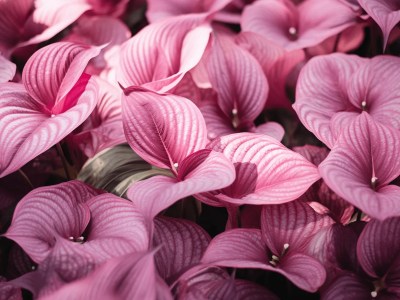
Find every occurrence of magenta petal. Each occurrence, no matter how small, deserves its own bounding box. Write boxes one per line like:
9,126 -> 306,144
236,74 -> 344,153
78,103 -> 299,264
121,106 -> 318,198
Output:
0,54 -> 16,83
319,113 -> 400,220
22,42 -> 101,112
321,272 -> 372,300
261,200 -> 334,255
357,217 -> 400,279
86,194 -> 149,252
122,89 -> 208,170
293,53 -> 366,148
4,180 -> 98,263
205,133 -> 320,205
127,150 -> 235,219
205,34 -> 268,127
153,216 -> 211,282
0,77 -> 98,177
118,14 -> 211,93
358,0 -> 400,49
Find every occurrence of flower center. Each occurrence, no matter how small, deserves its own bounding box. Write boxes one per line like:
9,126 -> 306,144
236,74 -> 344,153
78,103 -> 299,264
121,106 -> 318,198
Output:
288,27 -> 298,40
269,243 -> 290,267
68,236 -> 85,243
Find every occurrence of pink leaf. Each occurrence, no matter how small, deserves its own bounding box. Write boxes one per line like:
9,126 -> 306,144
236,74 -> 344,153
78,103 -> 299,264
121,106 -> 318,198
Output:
22,42 -> 101,113
118,14 -> 211,93
127,149 -> 235,218
86,194 -> 149,252
122,89 -> 208,170
321,272 -> 372,300
0,77 -> 98,177
4,181 -> 98,263
319,113 -> 400,220
19,0 -> 91,48
0,54 -> 16,82
358,0 -> 400,50
357,217 -> 400,279
241,0 -> 357,50
153,216 -> 211,282
203,133 -> 320,205
204,34 -> 269,129
146,0 -> 232,23
261,200 -> 334,256
293,53 -> 366,148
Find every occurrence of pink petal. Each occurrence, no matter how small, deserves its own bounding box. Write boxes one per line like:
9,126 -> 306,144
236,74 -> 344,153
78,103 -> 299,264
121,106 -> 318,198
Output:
252,122 -> 285,141
321,272 -> 372,300
19,0 -> 91,48
241,0 -> 356,50
293,53 -> 367,148
319,113 -> 400,220
357,217 -> 400,279
146,0 -> 232,23
22,42 -> 101,113
203,133 -> 320,205
347,55 -> 400,132
70,77 -> 124,157
118,14 -> 211,93
4,180 -> 98,263
153,216 -> 211,282
86,193 -> 149,252
358,0 -> 400,49
127,149 -> 235,219
204,34 -> 268,128
0,54 -> 16,82
0,77 -> 98,177
122,89 -> 208,170
261,200 -> 334,256
40,251 -> 172,300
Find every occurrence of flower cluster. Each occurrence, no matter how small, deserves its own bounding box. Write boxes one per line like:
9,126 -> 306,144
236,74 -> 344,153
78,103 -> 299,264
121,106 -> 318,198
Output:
1,0 -> 400,299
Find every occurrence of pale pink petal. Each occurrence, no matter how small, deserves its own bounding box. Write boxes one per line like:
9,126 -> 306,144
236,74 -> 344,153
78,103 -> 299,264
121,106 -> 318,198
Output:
203,133 -> 320,205
122,89 -> 208,170
22,42 -> 101,112
293,53 -> 367,148
127,150 -> 235,218
153,216 -> 211,282
118,14 -> 211,93
319,113 -> 400,220
19,0 -> 91,48
0,54 -> 16,82
358,0 -> 400,49
0,77 -> 98,177
146,0 -> 232,23
4,180 -> 98,263
204,34 -> 268,128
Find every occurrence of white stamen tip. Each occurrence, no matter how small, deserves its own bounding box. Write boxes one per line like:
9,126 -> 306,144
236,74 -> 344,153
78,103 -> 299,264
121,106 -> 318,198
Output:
173,163 -> 179,169
68,236 -> 74,240
77,236 -> 84,241
232,108 -> 238,115
361,101 -> 367,109
371,291 -> 378,298
371,176 -> 378,184
31,265 -> 36,270
289,27 -> 297,35
50,114 -> 56,118
283,243 -> 290,250
269,260 -> 277,266
271,255 -> 279,260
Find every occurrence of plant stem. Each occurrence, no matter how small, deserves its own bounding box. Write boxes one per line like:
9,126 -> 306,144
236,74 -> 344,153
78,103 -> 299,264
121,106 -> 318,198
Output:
18,169 -> 34,189
56,142 -> 72,180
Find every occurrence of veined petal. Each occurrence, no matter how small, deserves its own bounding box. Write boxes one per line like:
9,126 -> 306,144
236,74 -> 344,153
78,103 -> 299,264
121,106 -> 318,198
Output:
122,89 -> 208,170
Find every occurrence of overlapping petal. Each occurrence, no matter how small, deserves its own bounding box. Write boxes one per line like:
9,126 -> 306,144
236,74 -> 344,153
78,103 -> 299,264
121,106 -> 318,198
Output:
202,133 -> 320,205
122,89 -> 208,170
319,113 -> 400,220
0,54 -> 16,83
118,14 -> 211,93
3,180 -> 98,263
358,0 -> 400,49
